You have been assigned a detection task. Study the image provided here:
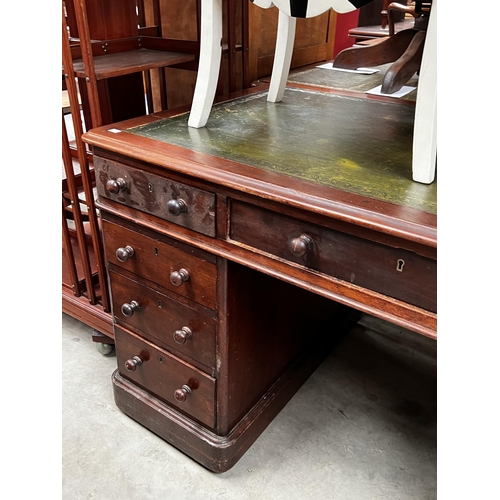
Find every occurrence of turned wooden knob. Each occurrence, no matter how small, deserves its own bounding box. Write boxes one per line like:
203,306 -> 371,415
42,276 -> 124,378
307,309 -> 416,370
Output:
106,177 -> 127,194
173,326 -> 193,345
121,300 -> 140,317
174,384 -> 192,402
115,245 -> 135,262
170,268 -> 189,286
125,355 -> 143,372
289,234 -> 313,257
167,198 -> 188,216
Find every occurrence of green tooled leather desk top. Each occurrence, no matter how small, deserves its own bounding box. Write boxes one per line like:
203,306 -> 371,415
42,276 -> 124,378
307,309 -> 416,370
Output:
287,64 -> 419,101
129,88 -> 436,215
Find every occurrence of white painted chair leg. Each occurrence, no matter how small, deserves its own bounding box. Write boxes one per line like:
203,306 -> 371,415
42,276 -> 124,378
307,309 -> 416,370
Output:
267,11 -> 296,103
188,0 -> 223,128
412,0 -> 437,184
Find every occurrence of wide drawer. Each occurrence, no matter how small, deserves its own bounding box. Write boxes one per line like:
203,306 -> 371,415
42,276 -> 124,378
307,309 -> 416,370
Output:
115,326 -> 216,428
95,156 -> 216,237
229,200 -> 437,312
103,219 -> 217,309
109,270 -> 217,369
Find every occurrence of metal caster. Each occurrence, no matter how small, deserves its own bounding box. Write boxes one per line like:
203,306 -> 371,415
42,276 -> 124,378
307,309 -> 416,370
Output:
96,342 -> 116,357
92,329 -> 116,357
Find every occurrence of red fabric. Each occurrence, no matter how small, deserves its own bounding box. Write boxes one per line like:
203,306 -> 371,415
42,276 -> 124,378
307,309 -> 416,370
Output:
333,11 -> 360,57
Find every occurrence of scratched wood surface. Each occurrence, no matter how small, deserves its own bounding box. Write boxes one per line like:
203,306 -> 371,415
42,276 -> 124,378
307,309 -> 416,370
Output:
129,88 -> 436,214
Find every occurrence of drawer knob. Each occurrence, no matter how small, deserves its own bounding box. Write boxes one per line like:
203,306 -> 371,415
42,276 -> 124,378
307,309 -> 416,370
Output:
115,245 -> 135,262
121,300 -> 140,317
289,234 -> 313,257
167,198 -> 188,216
170,268 -> 190,286
106,177 -> 127,194
173,326 -> 193,344
124,355 -> 143,372
174,384 -> 192,402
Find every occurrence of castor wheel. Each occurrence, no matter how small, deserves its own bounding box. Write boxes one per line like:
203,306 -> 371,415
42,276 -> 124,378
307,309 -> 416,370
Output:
92,329 -> 116,357
96,342 -> 116,357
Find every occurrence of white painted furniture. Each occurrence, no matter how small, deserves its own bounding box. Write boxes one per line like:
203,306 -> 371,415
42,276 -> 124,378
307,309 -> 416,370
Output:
188,0 -> 366,129
188,0 -> 437,185
411,0 -> 437,184
187,0 -> 223,129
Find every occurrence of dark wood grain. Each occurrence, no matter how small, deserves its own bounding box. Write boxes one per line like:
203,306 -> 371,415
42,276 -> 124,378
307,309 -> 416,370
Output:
102,219 -> 217,309
220,261 -> 351,432
109,270 -> 217,370
115,326 -> 216,428
96,156 -> 216,237
84,113 -> 437,249
86,85 -> 437,472
112,304 -> 360,472
72,49 -> 196,80
230,200 -> 436,312
97,192 -> 436,338
334,28 -> 417,69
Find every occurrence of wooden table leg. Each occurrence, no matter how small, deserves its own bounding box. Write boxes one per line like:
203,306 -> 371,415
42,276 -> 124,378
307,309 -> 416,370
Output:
381,29 -> 425,94
333,28 -> 417,70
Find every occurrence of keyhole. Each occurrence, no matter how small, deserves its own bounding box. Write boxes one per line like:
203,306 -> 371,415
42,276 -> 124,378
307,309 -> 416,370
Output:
396,259 -> 405,272
148,183 -> 153,193
154,247 -> 158,256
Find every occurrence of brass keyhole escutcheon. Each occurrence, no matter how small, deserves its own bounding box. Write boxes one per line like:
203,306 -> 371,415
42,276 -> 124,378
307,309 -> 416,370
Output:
396,259 -> 405,272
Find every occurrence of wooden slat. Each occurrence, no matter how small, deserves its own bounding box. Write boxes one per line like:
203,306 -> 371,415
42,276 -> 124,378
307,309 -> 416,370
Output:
62,113 -> 97,303
62,199 -> 82,296
63,6 -> 110,311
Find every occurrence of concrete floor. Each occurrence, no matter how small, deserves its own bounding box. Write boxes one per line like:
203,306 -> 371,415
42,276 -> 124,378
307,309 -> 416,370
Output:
62,312 -> 436,499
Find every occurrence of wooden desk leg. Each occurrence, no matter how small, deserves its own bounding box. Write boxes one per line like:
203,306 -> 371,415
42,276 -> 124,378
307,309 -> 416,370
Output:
188,0 -> 223,129
267,11 -> 296,103
412,0 -> 436,184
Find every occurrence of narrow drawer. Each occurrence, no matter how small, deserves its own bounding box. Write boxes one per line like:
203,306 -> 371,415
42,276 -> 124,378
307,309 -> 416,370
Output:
109,270 -> 216,369
115,326 -> 216,428
95,156 -> 216,237
103,219 -> 217,309
229,200 -> 436,312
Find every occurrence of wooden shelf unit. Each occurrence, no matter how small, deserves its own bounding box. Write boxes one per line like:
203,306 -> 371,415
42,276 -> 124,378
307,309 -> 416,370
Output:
71,46 -> 197,81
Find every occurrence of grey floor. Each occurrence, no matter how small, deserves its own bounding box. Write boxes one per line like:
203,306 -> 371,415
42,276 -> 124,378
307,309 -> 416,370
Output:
62,312 -> 436,500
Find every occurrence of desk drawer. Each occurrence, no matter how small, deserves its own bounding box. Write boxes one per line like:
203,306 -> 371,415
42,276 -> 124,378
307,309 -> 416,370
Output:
95,157 -> 216,237
230,200 -> 436,312
115,326 -> 216,428
103,219 -> 217,309
109,270 -> 216,369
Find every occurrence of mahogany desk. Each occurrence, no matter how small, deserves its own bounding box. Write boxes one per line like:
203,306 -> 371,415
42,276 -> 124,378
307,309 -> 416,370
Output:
83,84 -> 436,472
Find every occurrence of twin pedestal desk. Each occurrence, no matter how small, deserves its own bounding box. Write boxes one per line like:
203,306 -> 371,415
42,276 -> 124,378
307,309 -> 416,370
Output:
84,85 -> 437,472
